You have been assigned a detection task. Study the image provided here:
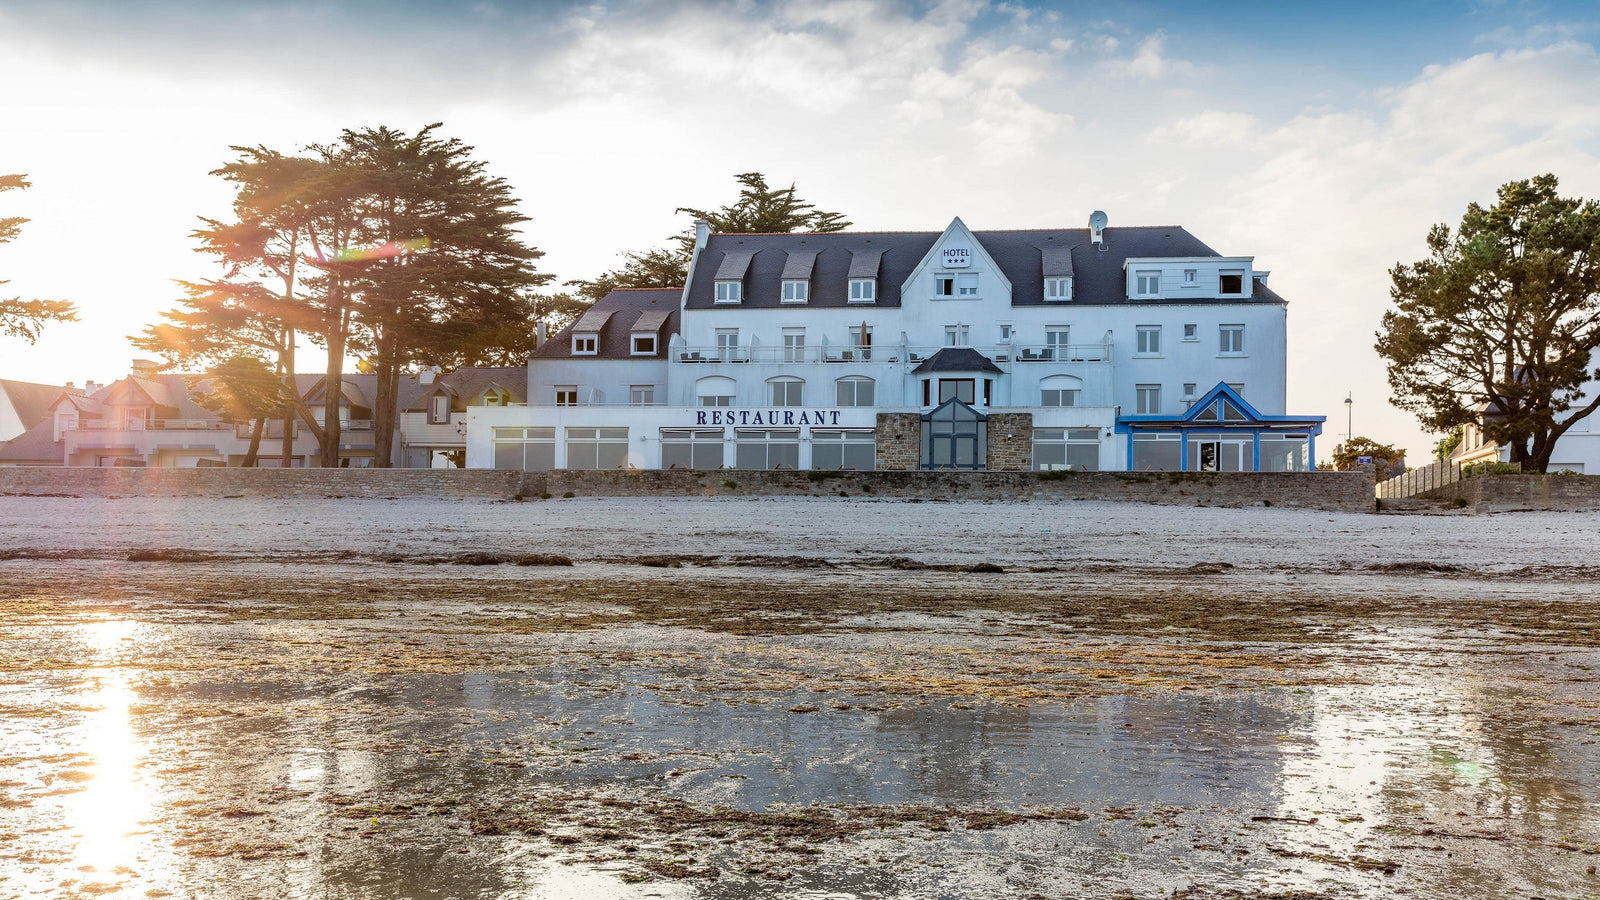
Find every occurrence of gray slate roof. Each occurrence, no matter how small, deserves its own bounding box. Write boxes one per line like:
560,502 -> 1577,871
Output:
685,226 -> 1286,310
0,419 -> 64,463
405,366 -> 529,411
0,379 -> 66,432
910,347 -> 1005,375
534,288 -> 682,361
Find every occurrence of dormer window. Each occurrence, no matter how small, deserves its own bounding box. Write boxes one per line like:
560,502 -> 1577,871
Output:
714,281 -> 742,303
428,393 -> 451,424
781,280 -> 809,304
848,278 -> 876,303
1135,271 -> 1160,296
631,334 -> 657,355
1044,277 -> 1072,301
1219,270 -> 1244,294
572,334 -> 598,355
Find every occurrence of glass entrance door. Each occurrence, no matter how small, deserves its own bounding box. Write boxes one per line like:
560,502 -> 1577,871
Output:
920,399 -> 987,470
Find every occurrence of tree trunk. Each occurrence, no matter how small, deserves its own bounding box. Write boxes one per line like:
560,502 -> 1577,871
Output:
243,416 -> 265,467
372,331 -> 398,468
320,300 -> 345,469
281,328 -> 297,468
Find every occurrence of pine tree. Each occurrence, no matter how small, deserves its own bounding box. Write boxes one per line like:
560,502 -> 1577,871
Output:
0,175 -> 77,343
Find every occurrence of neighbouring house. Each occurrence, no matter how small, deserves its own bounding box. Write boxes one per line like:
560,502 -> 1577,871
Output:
0,359 -> 496,467
0,378 -> 67,446
400,365 -> 529,468
465,211 -> 1324,472
1447,360 -> 1600,473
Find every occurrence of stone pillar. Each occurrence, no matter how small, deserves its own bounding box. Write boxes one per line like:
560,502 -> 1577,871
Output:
875,413 -> 921,470
986,413 -> 1033,471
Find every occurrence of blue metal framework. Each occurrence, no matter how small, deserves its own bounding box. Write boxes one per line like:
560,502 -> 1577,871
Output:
1114,382 -> 1325,472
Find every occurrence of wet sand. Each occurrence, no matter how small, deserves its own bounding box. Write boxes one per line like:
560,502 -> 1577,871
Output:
1,496 -> 1598,899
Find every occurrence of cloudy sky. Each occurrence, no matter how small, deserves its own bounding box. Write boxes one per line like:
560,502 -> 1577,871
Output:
2,0 -> 1598,458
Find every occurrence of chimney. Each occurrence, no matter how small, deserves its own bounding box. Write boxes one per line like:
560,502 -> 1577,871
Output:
694,218 -> 711,251
130,358 -> 160,377
83,380 -> 99,393
419,365 -> 439,386
535,321 -> 547,346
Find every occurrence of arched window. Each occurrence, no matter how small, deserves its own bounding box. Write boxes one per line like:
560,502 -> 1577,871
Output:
767,376 -> 804,407
835,376 -> 875,407
1040,374 -> 1083,407
696,376 -> 736,408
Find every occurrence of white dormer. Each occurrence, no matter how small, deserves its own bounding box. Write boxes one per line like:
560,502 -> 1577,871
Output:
1042,244 -> 1073,302
1122,256 -> 1254,300
572,333 -> 598,355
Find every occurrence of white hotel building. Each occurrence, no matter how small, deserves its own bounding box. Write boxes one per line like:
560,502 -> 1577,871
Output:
465,213 -> 1324,473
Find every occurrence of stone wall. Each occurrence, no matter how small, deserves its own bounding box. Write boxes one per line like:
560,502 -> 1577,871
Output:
874,413 -> 920,471
1422,473 -> 1600,512
986,413 -> 1033,471
0,466 -> 1374,511
0,466 -> 523,499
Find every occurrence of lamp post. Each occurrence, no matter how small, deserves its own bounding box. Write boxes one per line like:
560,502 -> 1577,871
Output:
1344,393 -> 1353,442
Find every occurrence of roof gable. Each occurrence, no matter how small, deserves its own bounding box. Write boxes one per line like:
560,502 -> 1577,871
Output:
901,217 -> 1013,301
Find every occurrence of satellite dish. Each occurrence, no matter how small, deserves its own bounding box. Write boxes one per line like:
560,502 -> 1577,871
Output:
1088,210 -> 1108,245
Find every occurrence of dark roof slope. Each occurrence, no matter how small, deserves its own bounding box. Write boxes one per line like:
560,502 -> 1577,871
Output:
0,380 -> 66,431
534,288 -> 682,361
685,226 -> 1282,309
910,347 -> 1005,375
0,419 -> 64,463
405,366 -> 528,411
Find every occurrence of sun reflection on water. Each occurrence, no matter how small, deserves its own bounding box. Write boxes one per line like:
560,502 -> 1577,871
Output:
69,618 -> 152,886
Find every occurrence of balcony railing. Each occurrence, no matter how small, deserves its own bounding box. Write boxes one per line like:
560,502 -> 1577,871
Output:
674,342 -> 1113,366
73,419 -> 233,432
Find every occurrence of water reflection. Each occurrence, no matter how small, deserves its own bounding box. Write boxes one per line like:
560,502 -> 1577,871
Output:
68,619 -> 154,889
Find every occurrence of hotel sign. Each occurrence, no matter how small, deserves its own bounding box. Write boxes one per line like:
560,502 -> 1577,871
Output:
941,247 -> 971,268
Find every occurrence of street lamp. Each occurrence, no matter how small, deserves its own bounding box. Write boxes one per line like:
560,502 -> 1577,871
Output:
1344,393 -> 1353,441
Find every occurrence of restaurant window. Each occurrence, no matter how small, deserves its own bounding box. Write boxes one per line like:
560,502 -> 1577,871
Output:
492,427 -> 555,471
661,428 -> 724,470
812,430 -> 876,471
565,427 -> 629,469
735,429 -> 800,470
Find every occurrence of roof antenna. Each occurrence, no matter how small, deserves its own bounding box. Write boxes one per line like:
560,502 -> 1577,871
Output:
1088,210 -> 1108,249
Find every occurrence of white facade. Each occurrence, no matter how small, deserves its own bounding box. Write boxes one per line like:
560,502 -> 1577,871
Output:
470,214 -> 1320,473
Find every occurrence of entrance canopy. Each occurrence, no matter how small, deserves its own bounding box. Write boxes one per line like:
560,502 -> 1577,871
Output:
1115,383 -> 1325,472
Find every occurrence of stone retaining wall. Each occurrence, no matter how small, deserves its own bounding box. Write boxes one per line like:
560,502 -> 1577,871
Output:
0,466 -> 1374,511
1421,474 -> 1600,512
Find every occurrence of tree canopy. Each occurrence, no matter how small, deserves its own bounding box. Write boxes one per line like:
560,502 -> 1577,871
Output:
567,172 -> 851,304
0,174 -> 78,343
1376,174 -> 1600,473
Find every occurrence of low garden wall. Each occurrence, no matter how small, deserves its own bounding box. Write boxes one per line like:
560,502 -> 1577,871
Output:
0,466 -> 1375,512
1421,473 -> 1600,512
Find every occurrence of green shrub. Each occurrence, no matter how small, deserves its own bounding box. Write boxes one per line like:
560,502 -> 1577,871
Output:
1461,461 -> 1521,477
562,491 -> 575,498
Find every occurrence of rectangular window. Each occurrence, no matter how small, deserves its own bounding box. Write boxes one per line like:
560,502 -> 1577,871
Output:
939,379 -> 975,404
572,334 -> 597,355
660,428 -> 724,470
848,279 -> 876,302
812,430 -> 876,471
1219,271 -> 1244,294
715,280 -> 742,303
715,328 -> 740,362
934,275 -> 955,297
1259,434 -> 1310,472
768,379 -> 803,407
1183,269 -> 1197,285
781,280 -> 808,303
631,334 -> 657,355
1182,323 -> 1198,341
1226,382 -> 1244,396
1136,270 -> 1160,295
735,429 -> 800,470
1182,383 -> 1198,408
836,378 -> 875,407
699,394 -> 733,407
782,327 -> 806,363
1044,277 -> 1071,301
565,427 -> 629,470
1131,433 -> 1181,471
944,324 -> 969,346
429,393 -> 451,424
1040,389 -> 1080,407
1136,384 -> 1161,415
1033,428 -> 1101,471
630,384 -> 655,406
1136,325 -> 1161,355
1045,327 -> 1070,360
998,324 -> 1013,341
554,386 -> 577,407
1220,324 -> 1244,354
492,426 -> 555,471
957,273 -> 978,296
